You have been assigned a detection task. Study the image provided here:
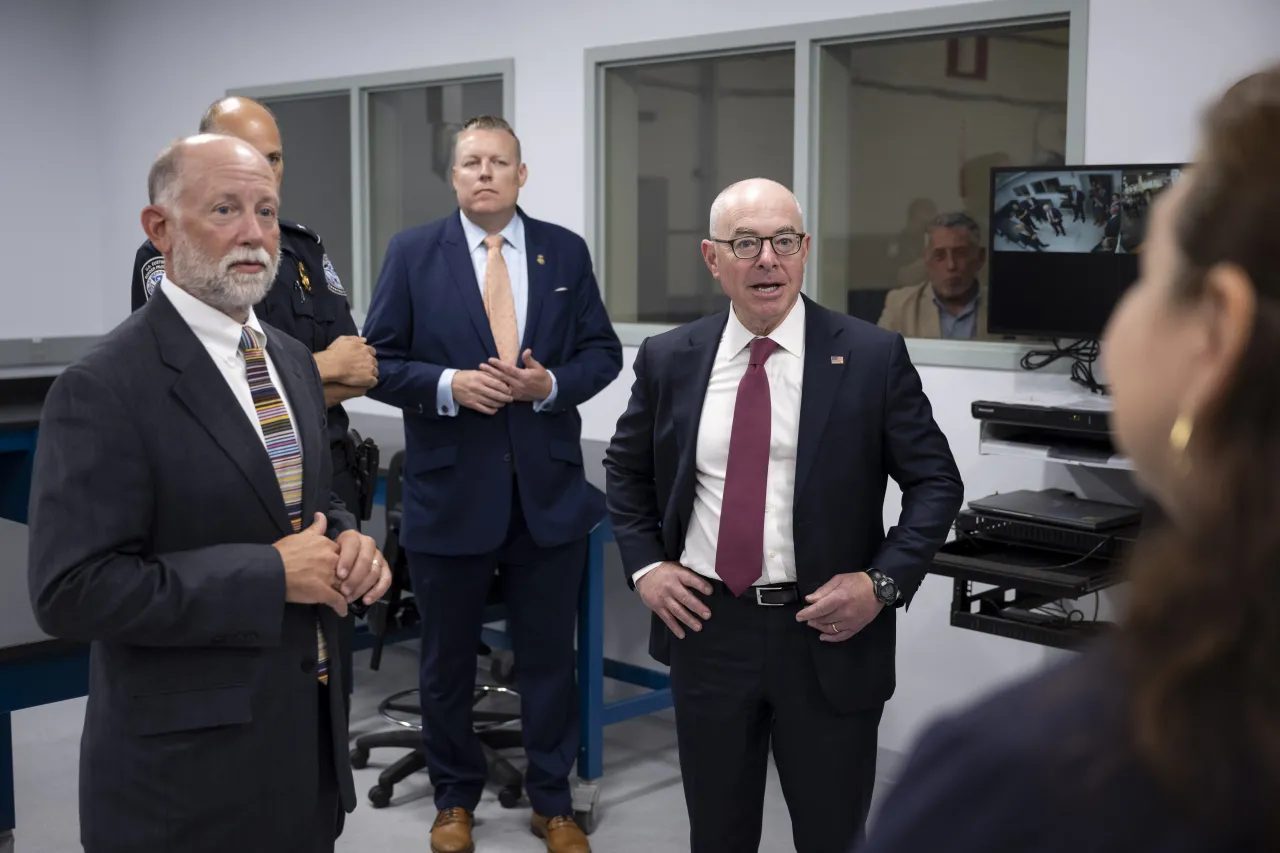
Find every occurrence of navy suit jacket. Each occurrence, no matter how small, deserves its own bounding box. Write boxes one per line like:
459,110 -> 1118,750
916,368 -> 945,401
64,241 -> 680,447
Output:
363,208 -> 622,556
603,297 -> 963,714
858,643 -> 1258,852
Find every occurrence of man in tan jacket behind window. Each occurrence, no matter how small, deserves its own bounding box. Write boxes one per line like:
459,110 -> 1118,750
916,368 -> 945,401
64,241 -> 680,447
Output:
878,211 -> 989,340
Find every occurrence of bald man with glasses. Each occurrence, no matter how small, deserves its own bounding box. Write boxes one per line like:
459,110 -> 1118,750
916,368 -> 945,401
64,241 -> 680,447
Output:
604,178 -> 962,853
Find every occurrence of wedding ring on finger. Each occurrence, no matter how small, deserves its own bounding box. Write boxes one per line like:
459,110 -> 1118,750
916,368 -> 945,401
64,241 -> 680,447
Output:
829,623 -> 838,634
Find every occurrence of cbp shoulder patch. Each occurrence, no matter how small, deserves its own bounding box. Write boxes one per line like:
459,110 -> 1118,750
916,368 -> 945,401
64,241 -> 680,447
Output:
322,254 -> 346,296
141,256 -> 165,300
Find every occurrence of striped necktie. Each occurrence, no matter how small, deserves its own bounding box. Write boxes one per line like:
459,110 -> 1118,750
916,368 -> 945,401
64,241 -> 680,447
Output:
239,327 -> 329,685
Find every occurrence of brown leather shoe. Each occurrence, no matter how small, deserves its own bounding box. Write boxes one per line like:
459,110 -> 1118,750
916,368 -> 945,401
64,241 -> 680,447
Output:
431,807 -> 475,853
531,813 -> 591,853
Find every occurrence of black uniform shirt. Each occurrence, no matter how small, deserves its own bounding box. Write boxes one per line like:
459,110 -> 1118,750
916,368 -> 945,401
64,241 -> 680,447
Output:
130,220 -> 359,449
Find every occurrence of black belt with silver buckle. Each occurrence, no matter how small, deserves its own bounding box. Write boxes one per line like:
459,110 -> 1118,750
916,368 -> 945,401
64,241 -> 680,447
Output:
748,584 -> 799,606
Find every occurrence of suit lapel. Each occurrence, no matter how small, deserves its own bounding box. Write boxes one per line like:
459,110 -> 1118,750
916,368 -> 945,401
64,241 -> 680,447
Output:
520,210 -> 551,356
442,212 -> 499,359
266,329 -> 324,522
669,315 -> 725,532
794,298 -> 848,502
915,287 -> 942,339
149,293 -> 292,534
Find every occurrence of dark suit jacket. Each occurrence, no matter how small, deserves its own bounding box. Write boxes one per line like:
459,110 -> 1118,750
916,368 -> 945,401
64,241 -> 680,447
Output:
363,207 -> 622,556
858,642 -> 1258,852
603,296 -> 963,714
27,290 -> 358,853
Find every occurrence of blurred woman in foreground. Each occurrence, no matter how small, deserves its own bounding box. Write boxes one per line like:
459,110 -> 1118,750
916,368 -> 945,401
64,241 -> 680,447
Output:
859,63 -> 1280,853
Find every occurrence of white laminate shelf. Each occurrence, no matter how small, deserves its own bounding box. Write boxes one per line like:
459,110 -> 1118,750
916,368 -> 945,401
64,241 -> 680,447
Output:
978,420 -> 1135,472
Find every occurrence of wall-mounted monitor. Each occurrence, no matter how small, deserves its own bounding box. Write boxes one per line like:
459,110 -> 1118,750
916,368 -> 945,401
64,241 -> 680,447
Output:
987,164 -> 1184,339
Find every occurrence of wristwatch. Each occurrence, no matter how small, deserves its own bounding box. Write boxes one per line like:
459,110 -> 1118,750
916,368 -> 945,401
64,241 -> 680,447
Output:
865,569 -> 903,608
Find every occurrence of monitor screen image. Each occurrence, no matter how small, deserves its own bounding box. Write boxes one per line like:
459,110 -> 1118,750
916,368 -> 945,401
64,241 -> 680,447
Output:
992,169 -> 1121,254
986,164 -> 1184,338
1116,167 -> 1181,255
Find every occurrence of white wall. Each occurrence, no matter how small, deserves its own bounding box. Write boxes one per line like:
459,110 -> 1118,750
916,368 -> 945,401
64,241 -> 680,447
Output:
0,0 -> 104,339
20,0 -> 1280,757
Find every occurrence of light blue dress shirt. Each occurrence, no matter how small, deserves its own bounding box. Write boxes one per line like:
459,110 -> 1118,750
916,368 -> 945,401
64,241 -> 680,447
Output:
933,286 -> 980,340
435,211 -> 558,416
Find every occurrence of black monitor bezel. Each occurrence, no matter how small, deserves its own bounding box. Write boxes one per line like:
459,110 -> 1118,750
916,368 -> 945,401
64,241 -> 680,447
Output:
985,162 -> 1185,339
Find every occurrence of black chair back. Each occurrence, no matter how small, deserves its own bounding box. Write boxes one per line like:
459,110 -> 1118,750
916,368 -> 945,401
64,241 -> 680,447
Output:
368,451 -> 410,671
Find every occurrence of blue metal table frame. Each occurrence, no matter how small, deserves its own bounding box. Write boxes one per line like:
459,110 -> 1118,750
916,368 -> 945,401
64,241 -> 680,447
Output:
478,517 -> 673,781
0,424 -> 90,842
573,517 -> 672,782
0,643 -> 90,839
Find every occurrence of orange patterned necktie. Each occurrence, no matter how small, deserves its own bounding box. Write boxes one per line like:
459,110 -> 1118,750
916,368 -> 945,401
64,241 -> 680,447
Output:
483,234 -> 520,364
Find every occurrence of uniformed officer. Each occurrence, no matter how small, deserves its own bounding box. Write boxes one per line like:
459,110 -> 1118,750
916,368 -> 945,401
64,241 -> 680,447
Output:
129,96 -> 378,696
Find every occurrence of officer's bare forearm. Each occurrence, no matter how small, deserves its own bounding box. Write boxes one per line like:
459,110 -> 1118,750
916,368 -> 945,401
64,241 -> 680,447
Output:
323,382 -> 366,407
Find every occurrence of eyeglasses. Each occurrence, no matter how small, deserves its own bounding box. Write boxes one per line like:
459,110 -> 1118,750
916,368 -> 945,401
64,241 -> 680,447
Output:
710,233 -> 806,260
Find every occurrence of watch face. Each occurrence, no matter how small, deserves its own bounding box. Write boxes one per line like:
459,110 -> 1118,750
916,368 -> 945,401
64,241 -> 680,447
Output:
879,579 -> 898,603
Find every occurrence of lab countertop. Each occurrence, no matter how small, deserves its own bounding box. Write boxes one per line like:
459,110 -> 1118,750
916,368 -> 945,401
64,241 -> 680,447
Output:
582,439 -> 608,491
0,518 -> 60,663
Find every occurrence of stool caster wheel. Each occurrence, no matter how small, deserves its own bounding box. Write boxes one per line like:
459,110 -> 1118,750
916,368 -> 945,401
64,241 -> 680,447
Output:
572,780 -> 600,834
349,747 -> 369,770
368,784 -> 392,809
498,783 -> 522,808
574,807 -> 598,835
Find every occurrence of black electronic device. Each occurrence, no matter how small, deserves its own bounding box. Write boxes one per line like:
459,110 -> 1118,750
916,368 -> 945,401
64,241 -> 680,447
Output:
953,508 -> 1140,561
967,488 -> 1141,533
971,398 -> 1112,435
931,505 -> 1140,651
971,395 -> 1128,468
987,163 -> 1185,338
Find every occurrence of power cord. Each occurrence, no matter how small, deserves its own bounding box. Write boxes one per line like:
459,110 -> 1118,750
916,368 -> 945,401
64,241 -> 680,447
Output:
1032,592 -> 1101,624
1019,338 -> 1107,395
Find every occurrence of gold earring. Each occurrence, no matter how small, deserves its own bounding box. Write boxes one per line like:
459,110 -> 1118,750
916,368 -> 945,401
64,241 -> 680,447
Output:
1169,413 -> 1194,473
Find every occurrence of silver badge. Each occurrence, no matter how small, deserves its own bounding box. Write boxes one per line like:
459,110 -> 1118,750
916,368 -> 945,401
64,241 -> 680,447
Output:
323,253 -> 346,296
142,256 -> 165,300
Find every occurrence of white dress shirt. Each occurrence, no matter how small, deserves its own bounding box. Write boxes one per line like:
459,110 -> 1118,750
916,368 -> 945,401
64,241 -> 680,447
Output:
634,297 -> 806,586
161,276 -> 302,455
435,210 -> 558,416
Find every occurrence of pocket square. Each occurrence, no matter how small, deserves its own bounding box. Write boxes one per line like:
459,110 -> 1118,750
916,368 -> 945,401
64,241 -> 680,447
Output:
554,287 -> 568,292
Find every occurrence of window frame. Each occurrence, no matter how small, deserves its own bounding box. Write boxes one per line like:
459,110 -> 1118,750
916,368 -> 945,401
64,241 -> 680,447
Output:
232,59 -> 516,322
586,0 -> 1089,371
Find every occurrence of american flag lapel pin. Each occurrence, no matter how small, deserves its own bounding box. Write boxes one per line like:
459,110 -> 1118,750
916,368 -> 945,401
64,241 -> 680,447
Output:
830,355 -> 844,365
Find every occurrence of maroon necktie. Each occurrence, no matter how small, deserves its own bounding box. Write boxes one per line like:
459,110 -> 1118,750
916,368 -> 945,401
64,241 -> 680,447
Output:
714,336 -> 780,596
